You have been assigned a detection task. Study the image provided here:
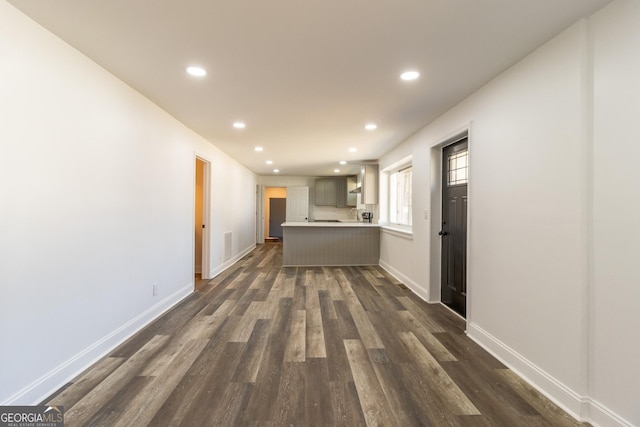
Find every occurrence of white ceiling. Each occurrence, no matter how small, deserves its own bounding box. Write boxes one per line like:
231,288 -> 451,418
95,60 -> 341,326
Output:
9,0 -> 611,176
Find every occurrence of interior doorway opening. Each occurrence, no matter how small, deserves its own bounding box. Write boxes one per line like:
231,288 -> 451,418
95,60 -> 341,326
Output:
194,157 -> 210,288
264,187 -> 286,242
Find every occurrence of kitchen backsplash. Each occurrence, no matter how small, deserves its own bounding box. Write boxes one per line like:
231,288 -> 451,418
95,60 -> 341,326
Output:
312,206 -> 356,221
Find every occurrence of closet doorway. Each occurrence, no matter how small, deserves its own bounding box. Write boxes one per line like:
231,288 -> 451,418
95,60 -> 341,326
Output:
194,157 -> 210,285
264,187 -> 286,241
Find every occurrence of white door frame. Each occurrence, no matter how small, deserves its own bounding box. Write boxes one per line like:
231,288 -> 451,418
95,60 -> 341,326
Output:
195,155 -> 211,281
429,124 -> 472,325
256,184 -> 264,244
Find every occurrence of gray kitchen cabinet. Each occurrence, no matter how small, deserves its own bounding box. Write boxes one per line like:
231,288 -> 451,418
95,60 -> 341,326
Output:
316,176 -> 357,207
337,177 -> 347,207
361,164 -> 379,205
315,178 -> 338,205
346,176 -> 357,207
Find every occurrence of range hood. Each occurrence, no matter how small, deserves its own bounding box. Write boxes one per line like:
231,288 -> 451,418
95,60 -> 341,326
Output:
349,186 -> 361,193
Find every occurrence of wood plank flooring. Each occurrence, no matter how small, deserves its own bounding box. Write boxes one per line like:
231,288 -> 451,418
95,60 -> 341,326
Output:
44,243 -> 589,426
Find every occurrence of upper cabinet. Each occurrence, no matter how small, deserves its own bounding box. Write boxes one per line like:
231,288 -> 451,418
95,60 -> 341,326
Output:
336,177 -> 347,208
315,178 -> 338,205
315,176 -> 357,207
346,175 -> 357,207
314,166 -> 376,207
361,164 -> 379,205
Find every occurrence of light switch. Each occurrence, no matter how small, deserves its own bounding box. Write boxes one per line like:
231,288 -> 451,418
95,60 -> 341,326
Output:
423,209 -> 429,219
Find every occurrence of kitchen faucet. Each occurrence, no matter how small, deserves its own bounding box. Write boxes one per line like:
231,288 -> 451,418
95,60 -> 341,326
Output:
349,208 -> 359,221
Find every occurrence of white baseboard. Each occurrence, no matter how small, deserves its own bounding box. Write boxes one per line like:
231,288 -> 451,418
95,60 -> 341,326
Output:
466,322 -> 584,417
583,396 -> 635,427
378,259 -> 432,302
2,282 -> 193,406
467,322 -> 632,427
4,245 -> 257,406
210,244 -> 255,278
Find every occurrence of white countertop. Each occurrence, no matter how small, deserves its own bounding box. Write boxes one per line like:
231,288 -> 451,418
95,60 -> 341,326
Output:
282,221 -> 379,227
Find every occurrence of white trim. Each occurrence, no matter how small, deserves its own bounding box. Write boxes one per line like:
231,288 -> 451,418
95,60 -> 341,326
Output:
381,155 -> 413,173
193,153 -> 212,280
210,244 -> 256,278
3,243 -> 257,406
199,156 -> 212,279
379,259 -> 431,302
381,155 -> 413,227
439,301 -> 466,322
256,184 -> 264,244
467,322 -> 631,427
429,122 -> 471,317
464,125 -> 474,329
584,397 -> 634,427
1,283 -> 193,406
380,224 -> 413,239
467,322 -> 582,417
431,123 -> 471,150
429,145 -> 443,303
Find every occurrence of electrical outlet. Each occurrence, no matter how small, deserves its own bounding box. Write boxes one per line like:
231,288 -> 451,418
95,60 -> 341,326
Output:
152,283 -> 158,296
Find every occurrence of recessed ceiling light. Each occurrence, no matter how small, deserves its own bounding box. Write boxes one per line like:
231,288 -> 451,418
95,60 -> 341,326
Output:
400,70 -> 420,81
266,160 -> 273,165
186,66 -> 207,77
364,123 -> 377,130
273,169 -> 280,173
233,122 -> 246,129
339,160 -> 347,165
334,169 -> 341,173
254,146 -> 263,152
349,147 -> 357,153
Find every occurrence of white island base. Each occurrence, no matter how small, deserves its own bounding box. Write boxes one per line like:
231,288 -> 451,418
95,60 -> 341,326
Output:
282,222 -> 380,267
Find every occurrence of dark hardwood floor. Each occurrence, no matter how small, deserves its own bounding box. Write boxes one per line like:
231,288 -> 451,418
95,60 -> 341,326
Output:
45,243 -> 589,426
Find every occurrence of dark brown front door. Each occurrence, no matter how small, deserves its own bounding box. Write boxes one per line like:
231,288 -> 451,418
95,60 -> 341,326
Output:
441,138 -> 468,317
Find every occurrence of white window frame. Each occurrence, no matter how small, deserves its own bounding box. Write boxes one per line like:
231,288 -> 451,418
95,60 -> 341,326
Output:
381,156 -> 413,235
389,166 -> 412,226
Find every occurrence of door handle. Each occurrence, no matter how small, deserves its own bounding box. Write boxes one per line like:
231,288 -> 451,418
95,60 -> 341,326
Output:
438,230 -> 448,236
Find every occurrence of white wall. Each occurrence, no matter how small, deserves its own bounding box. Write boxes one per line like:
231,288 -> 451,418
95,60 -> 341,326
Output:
0,2 -> 256,405
590,1 -> 640,425
379,2 -> 639,425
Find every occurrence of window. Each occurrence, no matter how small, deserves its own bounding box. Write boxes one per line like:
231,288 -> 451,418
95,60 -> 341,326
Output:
389,166 -> 412,226
447,150 -> 468,185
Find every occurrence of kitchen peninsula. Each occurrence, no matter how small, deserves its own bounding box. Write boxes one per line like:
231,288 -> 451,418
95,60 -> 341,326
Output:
282,221 -> 380,267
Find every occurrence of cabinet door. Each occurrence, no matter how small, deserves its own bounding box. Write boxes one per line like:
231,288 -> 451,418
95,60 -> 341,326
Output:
315,179 -> 325,205
346,175 -> 357,207
315,178 -> 338,205
336,178 -> 347,207
325,178 -> 337,205
362,164 -> 379,205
